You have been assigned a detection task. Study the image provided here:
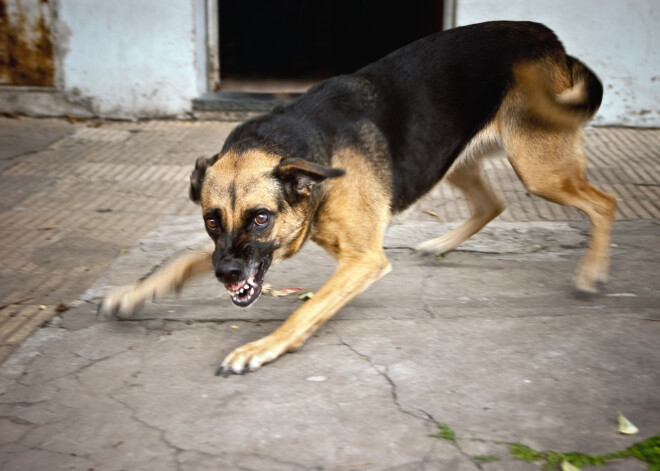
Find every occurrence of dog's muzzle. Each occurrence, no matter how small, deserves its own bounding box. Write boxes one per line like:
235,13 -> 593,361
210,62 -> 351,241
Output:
217,261 -> 268,308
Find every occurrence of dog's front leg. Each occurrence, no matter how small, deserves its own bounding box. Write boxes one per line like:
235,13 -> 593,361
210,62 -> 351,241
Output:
217,251 -> 391,375
99,249 -> 213,318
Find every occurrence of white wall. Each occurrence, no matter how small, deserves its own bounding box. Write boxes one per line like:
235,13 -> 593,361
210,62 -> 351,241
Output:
455,0 -> 660,126
57,0 -> 206,118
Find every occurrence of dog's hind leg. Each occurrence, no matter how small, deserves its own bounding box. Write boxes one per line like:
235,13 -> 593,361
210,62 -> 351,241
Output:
416,156 -> 506,254
99,249 -> 213,317
501,127 -> 616,292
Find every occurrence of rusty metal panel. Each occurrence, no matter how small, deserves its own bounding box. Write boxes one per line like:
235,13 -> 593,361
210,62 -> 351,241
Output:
0,0 -> 55,86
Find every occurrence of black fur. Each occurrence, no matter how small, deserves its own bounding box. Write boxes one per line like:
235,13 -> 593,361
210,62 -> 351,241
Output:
212,227 -> 277,285
190,153 -> 220,203
219,21 -> 574,212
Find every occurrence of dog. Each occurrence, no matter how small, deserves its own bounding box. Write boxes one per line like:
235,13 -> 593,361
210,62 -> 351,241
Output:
100,21 -> 616,375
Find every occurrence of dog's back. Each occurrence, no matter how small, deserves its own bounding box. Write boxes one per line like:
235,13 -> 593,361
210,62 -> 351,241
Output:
224,21 -> 601,212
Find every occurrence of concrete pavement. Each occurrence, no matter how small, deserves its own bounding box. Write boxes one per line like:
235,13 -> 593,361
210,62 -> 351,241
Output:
0,117 -> 658,470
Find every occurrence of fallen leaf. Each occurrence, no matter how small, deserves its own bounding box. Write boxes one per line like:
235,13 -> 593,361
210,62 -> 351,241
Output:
39,305 -> 47,310
119,249 -> 127,255
230,325 -> 239,329
422,209 -> 439,218
298,292 -> 314,301
261,283 -> 272,294
617,411 -> 639,435
272,287 -> 303,297
561,459 -> 581,471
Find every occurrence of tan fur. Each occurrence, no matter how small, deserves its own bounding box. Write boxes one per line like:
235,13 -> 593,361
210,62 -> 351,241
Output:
202,149 -> 313,263
101,250 -> 213,314
513,60 -> 593,129
101,54 -> 616,373
497,98 -> 616,290
418,58 -> 616,292
417,122 -> 506,254
219,147 -> 393,371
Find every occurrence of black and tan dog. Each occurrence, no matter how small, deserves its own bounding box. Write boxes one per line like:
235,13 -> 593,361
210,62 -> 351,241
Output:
100,21 -> 616,375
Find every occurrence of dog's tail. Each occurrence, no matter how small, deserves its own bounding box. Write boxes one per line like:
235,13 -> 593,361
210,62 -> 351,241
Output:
515,56 -> 603,128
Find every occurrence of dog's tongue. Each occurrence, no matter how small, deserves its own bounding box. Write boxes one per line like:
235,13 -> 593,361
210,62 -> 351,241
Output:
225,279 -> 247,292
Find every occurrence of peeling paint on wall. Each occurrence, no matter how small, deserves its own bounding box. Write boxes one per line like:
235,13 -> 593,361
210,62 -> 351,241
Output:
0,0 -> 55,86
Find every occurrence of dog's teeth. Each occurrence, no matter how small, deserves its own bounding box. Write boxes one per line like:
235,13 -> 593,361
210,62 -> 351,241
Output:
247,277 -> 254,286
249,287 -> 254,296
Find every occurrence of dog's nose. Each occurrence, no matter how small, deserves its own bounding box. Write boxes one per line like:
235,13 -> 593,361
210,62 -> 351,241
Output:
215,260 -> 244,283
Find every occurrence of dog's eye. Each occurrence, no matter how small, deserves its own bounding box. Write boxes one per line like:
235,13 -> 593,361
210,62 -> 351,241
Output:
205,218 -> 219,231
254,212 -> 269,226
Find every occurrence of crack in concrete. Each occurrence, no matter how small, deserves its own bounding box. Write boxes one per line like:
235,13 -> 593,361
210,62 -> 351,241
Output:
223,452 -> 319,471
108,393 -> 317,471
336,335 -> 426,423
32,445 -> 93,460
69,351 -> 120,373
0,398 -> 50,407
6,351 -> 47,385
337,336 -> 484,470
0,297 -> 36,311
0,414 -> 37,425
420,410 -> 484,471
0,414 -> 38,446
9,345 -> 134,389
383,245 -> 417,251
107,393 -> 184,471
419,288 -> 438,320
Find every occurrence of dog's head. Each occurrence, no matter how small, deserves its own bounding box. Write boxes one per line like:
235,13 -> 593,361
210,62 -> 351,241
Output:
190,149 -> 344,307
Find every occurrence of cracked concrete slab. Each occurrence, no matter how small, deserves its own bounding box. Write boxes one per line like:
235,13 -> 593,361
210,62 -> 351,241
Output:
1,122 -> 659,470
0,321 -> 475,470
1,213 -> 658,470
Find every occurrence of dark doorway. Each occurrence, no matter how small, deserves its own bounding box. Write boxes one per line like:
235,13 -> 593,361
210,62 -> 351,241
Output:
219,0 -> 444,85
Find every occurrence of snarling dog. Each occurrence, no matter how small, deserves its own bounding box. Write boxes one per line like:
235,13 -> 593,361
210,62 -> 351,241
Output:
100,21 -> 616,375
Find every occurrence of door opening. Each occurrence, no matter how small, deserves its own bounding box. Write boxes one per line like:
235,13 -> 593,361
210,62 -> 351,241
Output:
218,0 -> 444,93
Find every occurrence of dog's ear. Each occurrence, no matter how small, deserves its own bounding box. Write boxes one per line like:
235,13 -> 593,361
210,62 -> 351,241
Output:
275,158 -> 345,198
189,153 -> 220,203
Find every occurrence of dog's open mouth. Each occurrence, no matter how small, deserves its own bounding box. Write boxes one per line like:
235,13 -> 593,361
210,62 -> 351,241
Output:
224,263 -> 266,308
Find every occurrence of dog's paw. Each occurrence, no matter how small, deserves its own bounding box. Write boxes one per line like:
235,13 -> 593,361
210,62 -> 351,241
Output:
97,285 -> 144,320
573,260 -> 608,294
415,237 -> 452,255
216,336 -> 286,376
573,271 -> 605,294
